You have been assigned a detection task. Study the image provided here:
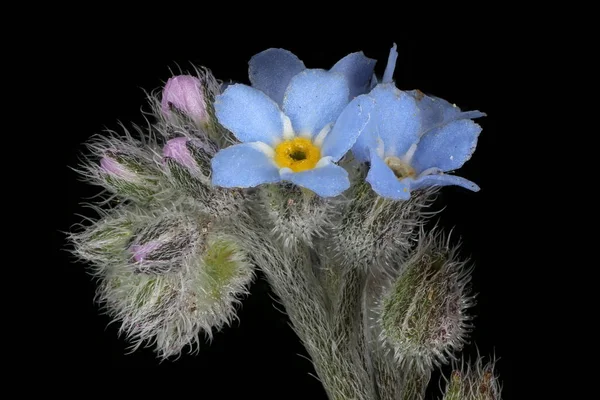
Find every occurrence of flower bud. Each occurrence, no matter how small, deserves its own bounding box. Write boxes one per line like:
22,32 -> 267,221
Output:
98,151 -> 159,201
69,213 -> 134,267
332,172 -> 438,273
96,223 -> 254,359
129,241 -> 162,263
128,213 -> 203,274
442,357 -> 501,400
379,234 -> 474,372
161,75 -> 208,126
257,183 -> 337,249
100,155 -> 139,182
162,137 -> 198,171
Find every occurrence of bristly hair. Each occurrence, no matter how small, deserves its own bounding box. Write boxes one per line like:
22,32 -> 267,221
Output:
441,353 -> 502,400
376,227 -> 476,374
69,199 -> 255,358
254,183 -> 341,251
330,159 -> 440,277
67,66 -> 258,359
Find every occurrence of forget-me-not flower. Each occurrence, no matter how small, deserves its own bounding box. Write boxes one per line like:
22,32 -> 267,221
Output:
211,65 -> 375,197
353,45 -> 486,200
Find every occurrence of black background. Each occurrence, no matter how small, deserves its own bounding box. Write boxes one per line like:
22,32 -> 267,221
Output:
46,20 -> 520,399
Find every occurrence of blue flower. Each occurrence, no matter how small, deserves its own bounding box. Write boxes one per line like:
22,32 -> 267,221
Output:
211,68 -> 375,197
353,45 -> 486,201
248,48 -> 377,104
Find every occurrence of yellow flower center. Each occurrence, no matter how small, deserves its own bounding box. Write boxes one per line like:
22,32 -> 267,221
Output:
274,137 -> 321,172
384,156 -> 416,179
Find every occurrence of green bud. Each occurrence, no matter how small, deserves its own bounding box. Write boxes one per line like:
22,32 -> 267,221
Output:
95,223 -> 254,359
258,182 -> 337,249
379,234 -> 474,372
100,151 -> 161,202
70,212 -> 134,267
332,172 -> 438,272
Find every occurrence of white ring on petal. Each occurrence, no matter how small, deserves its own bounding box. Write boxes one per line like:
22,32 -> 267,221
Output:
278,167 -> 293,176
402,143 -> 419,164
281,113 -> 295,140
315,156 -> 333,168
248,141 -> 276,158
313,123 -> 333,148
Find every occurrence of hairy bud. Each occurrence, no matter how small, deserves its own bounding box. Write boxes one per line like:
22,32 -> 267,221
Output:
161,75 -> 208,127
100,156 -> 139,182
378,231 -> 474,372
69,209 -> 134,267
331,164 -> 438,272
157,68 -> 234,149
163,139 -> 244,218
442,356 -> 502,400
98,149 -> 160,202
256,183 -> 338,249
163,136 -> 217,182
127,212 -> 205,274
97,227 -> 254,359
162,137 -> 199,171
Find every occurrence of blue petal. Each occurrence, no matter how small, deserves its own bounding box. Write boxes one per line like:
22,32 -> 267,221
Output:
248,48 -> 306,106
330,52 -> 377,99
215,84 -> 283,146
411,119 -> 482,173
407,90 -> 486,134
370,73 -> 378,90
211,143 -> 280,188
382,43 -> 398,83
353,84 -> 421,161
409,173 -> 480,192
321,94 -> 376,162
365,152 -> 411,200
280,161 -> 349,197
282,69 -> 350,136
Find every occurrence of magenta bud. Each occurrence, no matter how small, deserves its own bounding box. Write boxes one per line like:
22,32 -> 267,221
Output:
161,75 -> 208,126
100,156 -> 138,182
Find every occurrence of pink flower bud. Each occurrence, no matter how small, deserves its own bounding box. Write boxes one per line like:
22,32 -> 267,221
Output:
100,156 -> 138,182
162,137 -> 198,170
161,75 -> 208,126
129,241 -> 162,263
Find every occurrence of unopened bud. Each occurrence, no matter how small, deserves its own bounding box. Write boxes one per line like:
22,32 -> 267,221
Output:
442,357 -> 501,400
258,183 -> 337,249
100,155 -> 139,182
99,151 -> 159,201
162,137 -> 198,171
379,234 -> 474,372
70,213 -> 134,265
96,226 -> 254,359
161,75 -> 208,127
128,213 -> 204,274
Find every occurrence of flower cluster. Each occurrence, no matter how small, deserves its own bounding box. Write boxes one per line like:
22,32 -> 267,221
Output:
205,44 -> 485,199
70,43 -> 499,398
